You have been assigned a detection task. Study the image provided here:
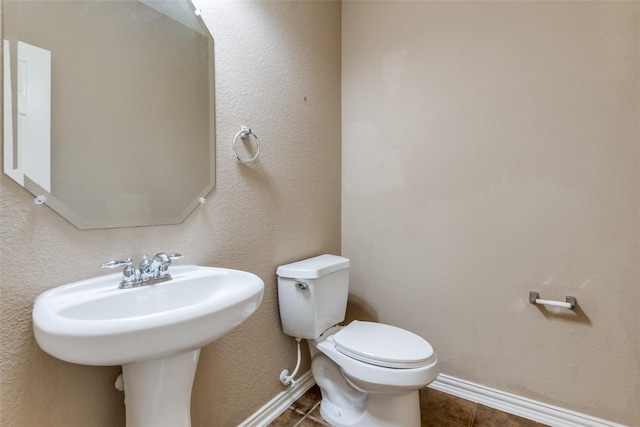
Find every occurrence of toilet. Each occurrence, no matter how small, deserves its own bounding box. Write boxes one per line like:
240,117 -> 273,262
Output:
276,254 -> 439,427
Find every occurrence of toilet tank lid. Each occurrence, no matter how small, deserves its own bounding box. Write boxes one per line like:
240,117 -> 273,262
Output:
276,254 -> 350,279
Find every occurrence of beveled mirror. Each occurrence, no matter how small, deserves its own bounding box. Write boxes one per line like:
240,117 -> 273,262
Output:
2,0 -> 215,229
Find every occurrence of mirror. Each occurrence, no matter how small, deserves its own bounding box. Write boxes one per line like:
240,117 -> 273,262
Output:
3,0 -> 215,229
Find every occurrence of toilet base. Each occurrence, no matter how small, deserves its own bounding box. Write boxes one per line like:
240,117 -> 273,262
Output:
319,391 -> 420,427
312,352 -> 421,427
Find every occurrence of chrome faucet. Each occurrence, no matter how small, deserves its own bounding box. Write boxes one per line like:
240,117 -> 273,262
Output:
101,252 -> 184,289
145,253 -> 173,280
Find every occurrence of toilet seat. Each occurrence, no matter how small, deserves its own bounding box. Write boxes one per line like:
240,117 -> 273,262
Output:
312,334 -> 439,393
333,321 -> 434,369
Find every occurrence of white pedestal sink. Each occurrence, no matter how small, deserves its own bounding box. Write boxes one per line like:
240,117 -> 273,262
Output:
32,265 -> 264,427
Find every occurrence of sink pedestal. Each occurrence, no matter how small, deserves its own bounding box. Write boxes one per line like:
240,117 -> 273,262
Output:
122,349 -> 200,427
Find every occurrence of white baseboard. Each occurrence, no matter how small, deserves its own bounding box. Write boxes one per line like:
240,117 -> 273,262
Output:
429,374 -> 628,427
238,370 -> 315,427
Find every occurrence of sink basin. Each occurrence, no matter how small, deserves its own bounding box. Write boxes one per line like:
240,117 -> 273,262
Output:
32,264 -> 264,427
33,265 -> 264,365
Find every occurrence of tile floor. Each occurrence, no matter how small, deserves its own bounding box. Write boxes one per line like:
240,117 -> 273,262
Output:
268,385 -> 550,427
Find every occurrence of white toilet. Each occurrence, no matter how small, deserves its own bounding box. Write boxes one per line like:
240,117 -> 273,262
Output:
276,254 -> 439,427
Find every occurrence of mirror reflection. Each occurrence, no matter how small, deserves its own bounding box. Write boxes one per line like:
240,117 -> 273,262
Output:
3,0 -> 215,229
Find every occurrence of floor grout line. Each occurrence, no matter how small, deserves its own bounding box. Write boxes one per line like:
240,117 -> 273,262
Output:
425,413 -> 468,426
468,402 -> 478,427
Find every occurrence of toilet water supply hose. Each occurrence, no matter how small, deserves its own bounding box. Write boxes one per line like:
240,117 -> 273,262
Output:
280,337 -> 302,386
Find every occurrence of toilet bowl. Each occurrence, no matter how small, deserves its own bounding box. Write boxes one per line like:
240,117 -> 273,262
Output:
276,255 -> 439,427
309,322 -> 438,426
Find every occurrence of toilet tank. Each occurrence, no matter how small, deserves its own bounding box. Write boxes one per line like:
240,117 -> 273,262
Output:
276,254 -> 350,339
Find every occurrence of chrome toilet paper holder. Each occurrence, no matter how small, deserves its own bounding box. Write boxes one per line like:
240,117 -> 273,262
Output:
529,291 -> 576,310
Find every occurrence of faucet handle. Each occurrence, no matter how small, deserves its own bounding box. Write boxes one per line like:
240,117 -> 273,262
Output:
101,258 -> 134,269
102,258 -> 137,288
168,253 -> 184,260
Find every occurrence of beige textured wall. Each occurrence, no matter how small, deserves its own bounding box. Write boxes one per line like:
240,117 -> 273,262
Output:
342,2 -> 639,426
0,1 -> 341,426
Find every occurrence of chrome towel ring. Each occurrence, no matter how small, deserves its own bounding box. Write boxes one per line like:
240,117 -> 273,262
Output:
233,125 -> 260,164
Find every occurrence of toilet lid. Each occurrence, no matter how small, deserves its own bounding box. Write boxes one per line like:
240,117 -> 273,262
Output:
333,321 -> 434,369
